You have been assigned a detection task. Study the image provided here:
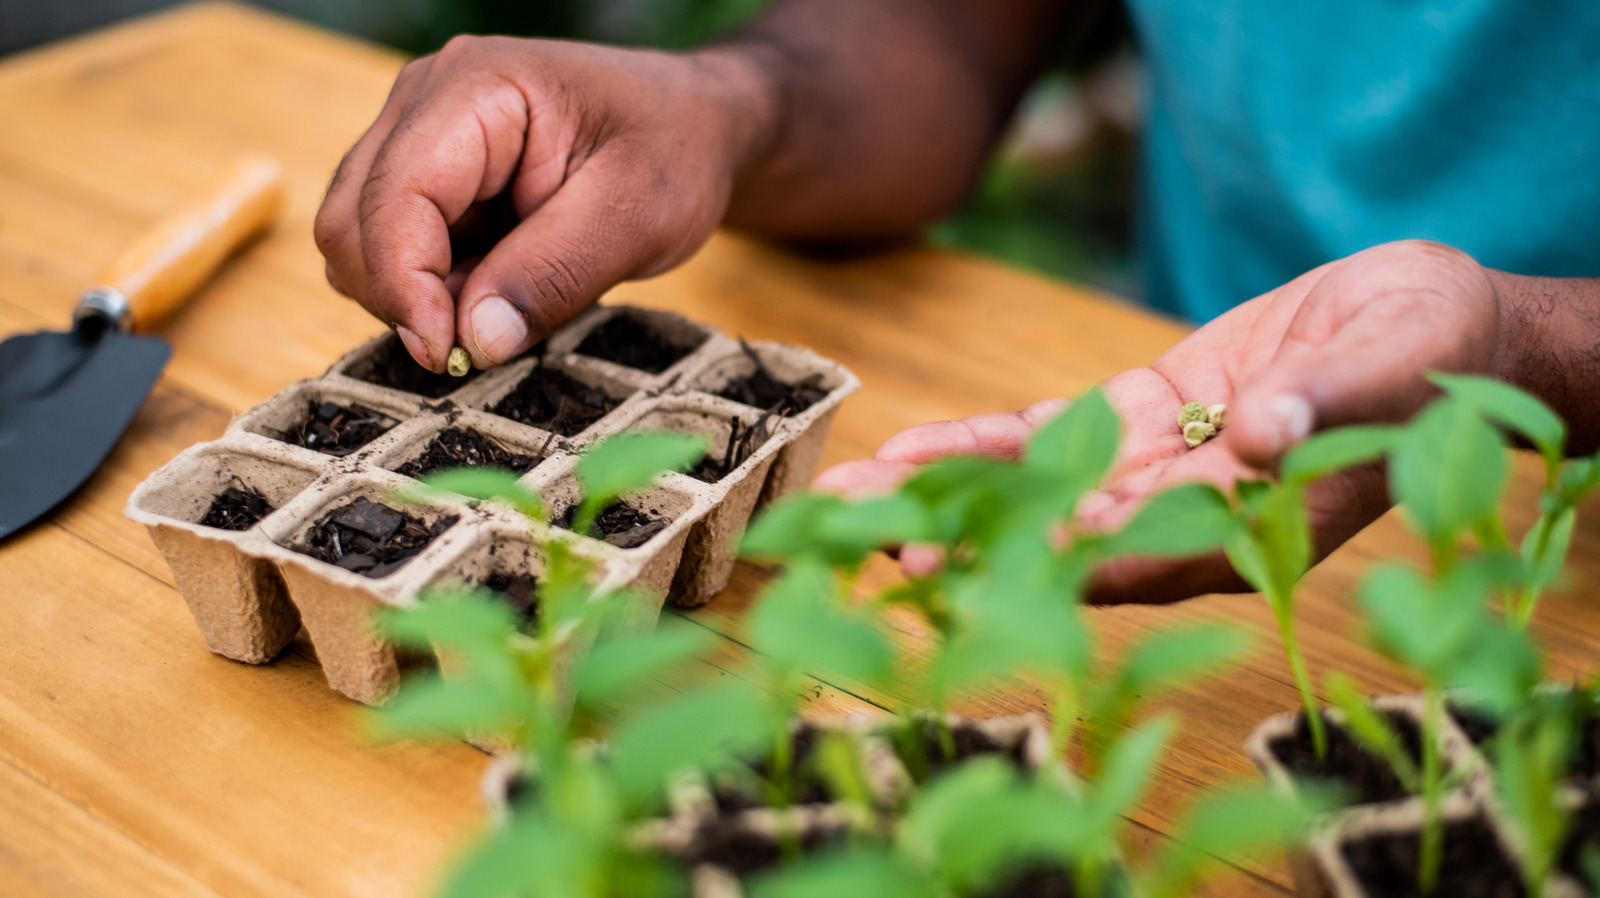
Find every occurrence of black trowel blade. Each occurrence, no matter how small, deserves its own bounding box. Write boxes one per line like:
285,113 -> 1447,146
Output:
0,327 -> 171,541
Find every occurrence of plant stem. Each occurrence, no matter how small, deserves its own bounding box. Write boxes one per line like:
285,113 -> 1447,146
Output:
1050,677 -> 1080,768
1276,605 -> 1326,757
1418,688 -> 1444,894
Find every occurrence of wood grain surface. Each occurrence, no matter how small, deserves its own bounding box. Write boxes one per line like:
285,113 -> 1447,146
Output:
2,5 -> 1595,897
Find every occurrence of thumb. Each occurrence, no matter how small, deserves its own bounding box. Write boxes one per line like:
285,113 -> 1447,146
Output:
456,169 -> 681,367
1226,284 -> 1495,469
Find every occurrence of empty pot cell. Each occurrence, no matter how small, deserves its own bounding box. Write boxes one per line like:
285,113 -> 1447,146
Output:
249,394 -> 401,458
545,479 -> 693,551
391,426 -> 543,480
126,446 -> 321,664
425,530 -> 545,627
691,341 -> 844,417
134,448 -> 320,533
486,361 -> 632,437
1338,813 -> 1525,897
704,341 -> 833,417
292,496 -> 459,579
342,331 -> 484,398
572,309 -> 708,374
635,404 -> 777,485
1268,709 -> 1432,808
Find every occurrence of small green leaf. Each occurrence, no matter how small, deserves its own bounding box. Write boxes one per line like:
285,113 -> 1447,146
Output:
1429,372 -> 1566,463
1086,716 -> 1173,829
1281,425 -> 1400,485
748,560 -> 893,686
740,493 -> 846,561
573,622 -> 712,707
1390,398 -> 1508,542
366,670 -> 520,740
575,431 -> 708,530
1024,389 -> 1121,487
750,847 -> 930,898
1098,483 -> 1237,558
1521,506 -> 1576,596
1121,624 -> 1252,697
608,680 -> 773,805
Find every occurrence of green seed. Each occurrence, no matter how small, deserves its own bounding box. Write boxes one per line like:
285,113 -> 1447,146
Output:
1183,420 -> 1216,449
447,346 -> 472,377
1178,402 -> 1209,426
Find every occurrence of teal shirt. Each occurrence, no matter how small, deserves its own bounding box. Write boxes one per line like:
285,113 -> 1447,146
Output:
1126,1 -> 1600,322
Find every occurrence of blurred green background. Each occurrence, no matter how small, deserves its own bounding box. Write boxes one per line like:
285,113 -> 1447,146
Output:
0,0 -> 1139,296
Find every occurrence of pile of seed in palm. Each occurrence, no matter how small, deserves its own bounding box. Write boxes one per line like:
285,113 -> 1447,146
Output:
715,339 -> 829,416
299,497 -> 457,578
490,363 -> 621,436
274,401 -> 396,456
395,427 -> 539,478
198,484 -> 274,531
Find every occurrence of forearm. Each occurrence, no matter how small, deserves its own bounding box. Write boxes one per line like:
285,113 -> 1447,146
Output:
1490,269 -> 1600,454
701,0 -> 1062,241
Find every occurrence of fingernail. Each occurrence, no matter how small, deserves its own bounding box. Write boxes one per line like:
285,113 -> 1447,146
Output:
395,326 -> 434,370
1266,395 -> 1314,453
470,295 -> 529,364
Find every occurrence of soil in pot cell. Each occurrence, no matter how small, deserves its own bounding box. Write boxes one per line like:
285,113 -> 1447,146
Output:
474,570 -> 539,626
681,816 -> 848,880
685,411 -> 777,485
1450,697 -> 1600,780
1268,710 -> 1427,806
198,483 -> 275,531
488,364 -> 624,437
1340,815 -> 1525,898
574,312 -> 703,374
979,863 -> 1124,898
711,725 -> 835,813
346,334 -> 485,398
296,496 -> 457,578
716,340 -> 830,417
393,427 -> 541,479
895,719 -> 1032,783
270,401 -> 397,457
551,499 -> 671,549
1558,793 -> 1600,888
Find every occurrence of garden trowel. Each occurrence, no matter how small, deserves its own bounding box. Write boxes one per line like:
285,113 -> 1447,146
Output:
0,156 -> 287,541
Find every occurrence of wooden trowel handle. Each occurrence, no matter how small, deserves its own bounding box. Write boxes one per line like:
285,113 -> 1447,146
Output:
91,155 -> 287,333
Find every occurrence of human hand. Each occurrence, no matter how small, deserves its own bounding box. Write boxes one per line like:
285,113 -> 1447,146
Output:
314,37 -> 775,371
816,240 -> 1517,603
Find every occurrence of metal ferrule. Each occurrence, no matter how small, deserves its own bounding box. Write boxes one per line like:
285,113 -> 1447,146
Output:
73,286 -> 133,333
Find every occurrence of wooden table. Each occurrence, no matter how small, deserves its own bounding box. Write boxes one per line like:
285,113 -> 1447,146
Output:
3,5 -> 1597,896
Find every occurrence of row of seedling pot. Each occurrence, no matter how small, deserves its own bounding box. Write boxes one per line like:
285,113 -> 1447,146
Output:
1232,374 -> 1600,897
378,388 -> 1331,898
125,304 -> 857,703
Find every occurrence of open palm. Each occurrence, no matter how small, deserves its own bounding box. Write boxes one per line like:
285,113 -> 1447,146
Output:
815,241 -> 1509,604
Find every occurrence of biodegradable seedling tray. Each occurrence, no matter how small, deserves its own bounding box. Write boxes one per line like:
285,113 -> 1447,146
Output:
1246,694 -> 1587,897
128,304 -> 858,703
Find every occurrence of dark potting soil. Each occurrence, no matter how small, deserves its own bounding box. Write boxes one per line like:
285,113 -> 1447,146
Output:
198,485 -> 274,531
489,364 -> 621,436
1558,795 -> 1600,887
715,339 -> 829,416
686,412 -> 776,484
1268,710 -> 1425,807
552,500 -> 670,549
477,570 -> 539,625
683,815 -> 847,879
1341,816 -> 1525,898
298,497 -> 457,579
981,865 -> 1080,898
898,719 -> 1031,782
574,313 -> 701,374
273,401 -> 396,457
347,334 -> 483,398
713,726 -> 833,813
1449,700 -> 1600,780
394,427 -> 539,479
